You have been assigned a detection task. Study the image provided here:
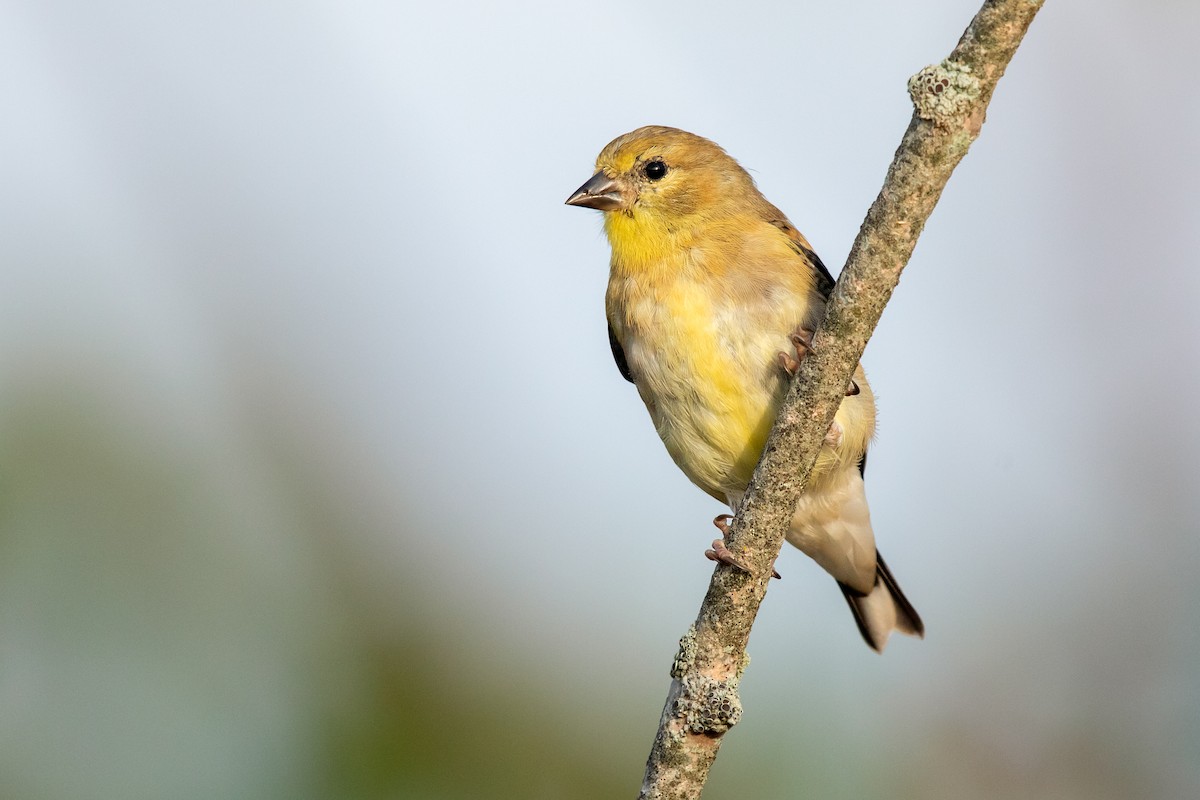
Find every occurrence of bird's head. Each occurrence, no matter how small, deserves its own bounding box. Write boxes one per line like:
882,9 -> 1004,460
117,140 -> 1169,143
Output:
565,126 -> 760,242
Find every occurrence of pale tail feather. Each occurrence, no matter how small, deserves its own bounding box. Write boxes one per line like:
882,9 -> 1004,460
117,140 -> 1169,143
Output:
839,551 -> 924,653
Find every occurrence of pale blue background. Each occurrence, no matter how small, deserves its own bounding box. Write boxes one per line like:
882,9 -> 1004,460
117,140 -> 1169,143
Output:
2,1 -> 1197,798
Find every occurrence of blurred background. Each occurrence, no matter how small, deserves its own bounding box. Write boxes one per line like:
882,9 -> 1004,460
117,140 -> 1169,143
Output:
2,1 -> 1197,798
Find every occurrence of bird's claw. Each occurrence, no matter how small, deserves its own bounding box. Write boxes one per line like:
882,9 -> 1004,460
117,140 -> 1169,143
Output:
705,515 -> 781,579
705,538 -> 752,572
777,351 -> 800,376
778,329 -> 815,378
789,329 -> 814,356
779,329 -> 860,397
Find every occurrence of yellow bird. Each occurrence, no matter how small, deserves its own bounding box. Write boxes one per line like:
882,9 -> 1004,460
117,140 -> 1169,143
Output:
566,126 -> 923,652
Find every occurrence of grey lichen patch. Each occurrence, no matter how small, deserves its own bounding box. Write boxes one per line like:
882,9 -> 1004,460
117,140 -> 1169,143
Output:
671,624 -> 698,680
735,650 -> 751,680
674,674 -> 743,735
908,60 -> 980,127
664,724 -> 688,745
720,645 -> 750,679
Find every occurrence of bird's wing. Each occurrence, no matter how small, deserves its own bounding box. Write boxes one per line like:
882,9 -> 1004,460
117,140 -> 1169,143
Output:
769,217 -> 866,477
799,244 -> 837,301
769,218 -> 837,300
608,322 -> 634,383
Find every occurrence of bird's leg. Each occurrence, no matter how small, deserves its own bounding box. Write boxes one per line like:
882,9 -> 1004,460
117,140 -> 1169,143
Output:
705,514 -> 781,579
778,328 -> 860,396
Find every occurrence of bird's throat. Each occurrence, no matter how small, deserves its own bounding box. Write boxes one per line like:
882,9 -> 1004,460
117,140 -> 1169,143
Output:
603,210 -> 690,277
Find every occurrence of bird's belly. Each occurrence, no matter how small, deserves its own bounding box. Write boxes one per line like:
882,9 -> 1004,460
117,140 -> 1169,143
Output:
623,305 -> 789,500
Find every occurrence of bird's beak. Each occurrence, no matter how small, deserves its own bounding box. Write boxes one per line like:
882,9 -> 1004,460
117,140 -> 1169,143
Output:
565,171 -> 626,211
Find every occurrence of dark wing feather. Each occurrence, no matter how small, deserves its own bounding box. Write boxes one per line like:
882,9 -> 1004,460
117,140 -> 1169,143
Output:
798,245 -> 836,300
769,217 -> 837,299
608,322 -> 634,383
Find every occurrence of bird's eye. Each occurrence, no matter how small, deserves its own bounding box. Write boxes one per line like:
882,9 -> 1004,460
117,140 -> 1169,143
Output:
644,159 -> 668,181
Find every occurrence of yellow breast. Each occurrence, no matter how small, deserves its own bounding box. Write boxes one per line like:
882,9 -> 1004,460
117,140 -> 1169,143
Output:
604,211 -> 875,502
605,222 -> 809,499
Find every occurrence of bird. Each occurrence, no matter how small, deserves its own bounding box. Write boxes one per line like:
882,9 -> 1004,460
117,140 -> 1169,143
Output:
565,125 -> 923,652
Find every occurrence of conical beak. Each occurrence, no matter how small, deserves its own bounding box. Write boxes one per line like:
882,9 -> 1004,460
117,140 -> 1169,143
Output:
565,171 -> 626,211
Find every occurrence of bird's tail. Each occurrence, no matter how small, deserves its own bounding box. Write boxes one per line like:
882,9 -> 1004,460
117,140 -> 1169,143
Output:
839,551 -> 924,653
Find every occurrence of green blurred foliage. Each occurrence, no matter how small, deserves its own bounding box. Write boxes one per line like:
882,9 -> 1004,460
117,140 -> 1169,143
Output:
0,384 -> 642,799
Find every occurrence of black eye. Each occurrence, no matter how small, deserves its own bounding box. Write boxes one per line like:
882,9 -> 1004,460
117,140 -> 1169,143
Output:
644,159 -> 668,181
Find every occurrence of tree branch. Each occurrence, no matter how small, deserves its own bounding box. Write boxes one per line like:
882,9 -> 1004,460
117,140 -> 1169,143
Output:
637,2 -> 1045,797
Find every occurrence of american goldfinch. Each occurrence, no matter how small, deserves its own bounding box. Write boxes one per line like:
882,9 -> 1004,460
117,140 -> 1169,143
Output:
566,126 -> 923,652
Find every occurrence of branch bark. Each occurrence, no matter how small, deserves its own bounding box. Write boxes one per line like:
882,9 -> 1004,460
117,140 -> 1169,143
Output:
637,2 -> 1045,797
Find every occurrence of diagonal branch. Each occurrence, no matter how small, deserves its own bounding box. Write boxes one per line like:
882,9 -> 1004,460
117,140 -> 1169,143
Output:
638,1 -> 1045,797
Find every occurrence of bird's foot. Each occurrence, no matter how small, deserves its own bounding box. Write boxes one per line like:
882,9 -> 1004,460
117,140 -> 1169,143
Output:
777,329 -> 814,377
778,329 -> 860,397
705,515 -> 781,579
